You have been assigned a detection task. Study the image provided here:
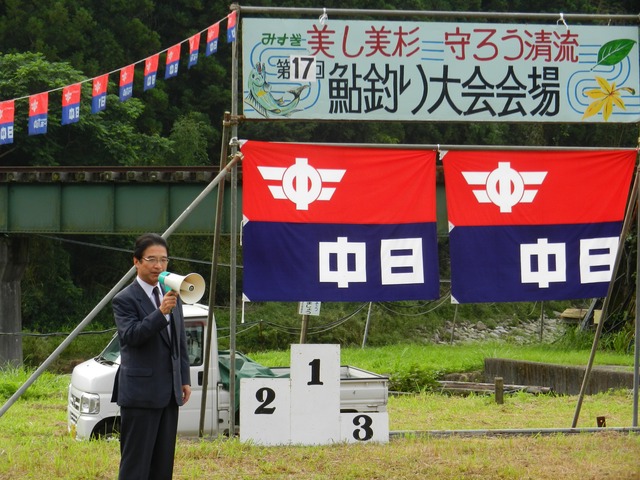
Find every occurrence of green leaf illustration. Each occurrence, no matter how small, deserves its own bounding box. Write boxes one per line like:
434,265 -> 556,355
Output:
593,39 -> 637,69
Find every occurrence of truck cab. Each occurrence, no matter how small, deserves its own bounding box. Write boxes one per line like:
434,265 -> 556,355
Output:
68,303 -> 228,440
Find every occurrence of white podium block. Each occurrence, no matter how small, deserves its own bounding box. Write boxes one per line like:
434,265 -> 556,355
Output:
239,377 -> 291,445
340,412 -> 389,444
290,344 -> 341,445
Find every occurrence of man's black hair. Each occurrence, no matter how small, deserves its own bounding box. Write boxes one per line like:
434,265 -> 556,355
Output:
133,233 -> 169,260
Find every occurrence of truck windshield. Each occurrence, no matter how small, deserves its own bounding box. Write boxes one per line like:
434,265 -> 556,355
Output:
97,335 -> 120,364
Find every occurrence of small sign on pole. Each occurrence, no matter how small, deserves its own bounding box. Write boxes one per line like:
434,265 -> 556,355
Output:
298,301 -> 321,316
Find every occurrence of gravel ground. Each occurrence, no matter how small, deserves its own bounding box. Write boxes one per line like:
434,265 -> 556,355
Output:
433,316 -> 569,345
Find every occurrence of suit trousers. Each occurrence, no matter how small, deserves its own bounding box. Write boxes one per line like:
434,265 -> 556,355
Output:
118,396 -> 179,480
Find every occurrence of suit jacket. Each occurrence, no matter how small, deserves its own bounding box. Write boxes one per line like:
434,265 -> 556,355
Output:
111,280 -> 191,408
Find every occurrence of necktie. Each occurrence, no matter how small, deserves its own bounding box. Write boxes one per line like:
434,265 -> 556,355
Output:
152,286 -> 161,309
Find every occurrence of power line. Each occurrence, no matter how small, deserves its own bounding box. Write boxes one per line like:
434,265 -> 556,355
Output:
38,234 -> 238,268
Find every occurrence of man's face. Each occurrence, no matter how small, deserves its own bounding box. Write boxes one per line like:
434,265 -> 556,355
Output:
134,244 -> 168,285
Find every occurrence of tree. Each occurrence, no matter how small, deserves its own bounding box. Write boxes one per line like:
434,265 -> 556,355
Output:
0,52 -> 173,166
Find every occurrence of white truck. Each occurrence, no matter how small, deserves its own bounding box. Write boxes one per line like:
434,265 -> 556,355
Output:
67,303 -> 389,440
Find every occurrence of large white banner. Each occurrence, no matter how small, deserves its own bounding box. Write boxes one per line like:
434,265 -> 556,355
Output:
242,18 -> 639,123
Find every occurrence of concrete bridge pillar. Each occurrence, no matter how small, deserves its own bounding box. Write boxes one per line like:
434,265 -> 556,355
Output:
0,236 -> 28,367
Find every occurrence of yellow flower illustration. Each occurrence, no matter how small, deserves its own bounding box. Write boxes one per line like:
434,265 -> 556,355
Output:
582,76 -> 636,121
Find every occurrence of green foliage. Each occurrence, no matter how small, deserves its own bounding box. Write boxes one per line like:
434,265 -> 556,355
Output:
21,331 -> 114,371
552,327 -> 596,350
0,366 -> 68,401
553,323 -> 636,355
168,112 -> 217,165
215,297 -> 578,353
388,363 -> 441,392
21,236 -> 85,331
600,326 -> 635,354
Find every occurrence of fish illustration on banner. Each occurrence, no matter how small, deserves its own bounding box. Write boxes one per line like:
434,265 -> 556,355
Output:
241,141 -> 439,302
245,62 -> 309,118
443,150 -> 636,303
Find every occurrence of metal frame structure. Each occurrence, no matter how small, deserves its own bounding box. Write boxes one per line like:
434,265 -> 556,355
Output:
227,4 -> 640,435
236,5 -> 639,23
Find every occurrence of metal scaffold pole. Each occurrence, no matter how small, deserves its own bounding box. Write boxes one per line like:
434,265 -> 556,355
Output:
572,164 -> 640,428
227,2 -> 241,437
198,112 -> 232,437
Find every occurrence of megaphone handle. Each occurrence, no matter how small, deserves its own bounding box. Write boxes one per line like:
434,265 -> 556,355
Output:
159,289 -> 178,315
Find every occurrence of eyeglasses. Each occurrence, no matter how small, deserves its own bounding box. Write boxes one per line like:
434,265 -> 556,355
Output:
141,256 -> 170,266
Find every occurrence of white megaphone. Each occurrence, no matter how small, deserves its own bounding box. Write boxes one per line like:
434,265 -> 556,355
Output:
158,271 -> 206,304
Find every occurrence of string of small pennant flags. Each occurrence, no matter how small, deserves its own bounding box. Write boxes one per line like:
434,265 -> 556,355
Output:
0,11 -> 237,145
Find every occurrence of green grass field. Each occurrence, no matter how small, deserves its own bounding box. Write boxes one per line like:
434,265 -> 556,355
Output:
1,343 -> 639,479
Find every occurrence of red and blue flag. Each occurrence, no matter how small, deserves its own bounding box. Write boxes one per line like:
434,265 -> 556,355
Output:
61,83 -> 81,125
188,33 -> 201,69
165,44 -> 181,79
119,64 -> 134,102
92,74 -> 108,113
443,149 -> 636,303
242,141 -> 439,301
28,92 -> 48,135
0,100 -> 15,145
206,23 -> 219,56
226,11 -> 237,43
144,54 -> 159,91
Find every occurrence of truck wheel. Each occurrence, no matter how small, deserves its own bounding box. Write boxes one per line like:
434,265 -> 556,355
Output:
91,417 -> 121,441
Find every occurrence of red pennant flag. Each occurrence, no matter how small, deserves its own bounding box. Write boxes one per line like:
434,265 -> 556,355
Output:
144,54 -> 159,91
119,64 -> 134,101
92,74 -> 108,113
28,92 -> 48,135
206,23 -> 219,56
61,83 -> 81,125
165,43 -> 181,79
188,32 -> 201,69
0,100 -> 15,145
227,11 -> 237,43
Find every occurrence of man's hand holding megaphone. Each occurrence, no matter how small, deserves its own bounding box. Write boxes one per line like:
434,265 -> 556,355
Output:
158,289 -> 179,315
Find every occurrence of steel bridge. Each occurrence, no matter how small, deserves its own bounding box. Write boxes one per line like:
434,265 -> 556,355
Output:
0,166 -> 240,235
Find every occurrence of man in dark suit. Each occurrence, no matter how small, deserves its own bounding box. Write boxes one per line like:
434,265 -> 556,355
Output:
111,233 -> 191,480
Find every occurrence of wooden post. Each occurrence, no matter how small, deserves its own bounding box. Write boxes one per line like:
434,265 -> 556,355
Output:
539,301 -> 544,343
495,377 -> 504,404
299,314 -> 309,344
